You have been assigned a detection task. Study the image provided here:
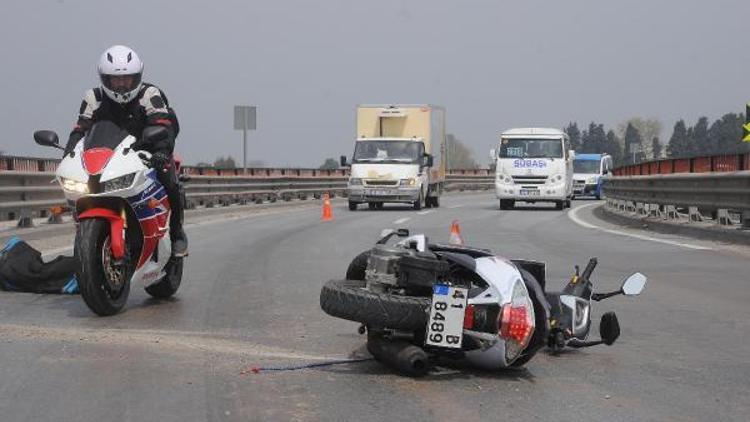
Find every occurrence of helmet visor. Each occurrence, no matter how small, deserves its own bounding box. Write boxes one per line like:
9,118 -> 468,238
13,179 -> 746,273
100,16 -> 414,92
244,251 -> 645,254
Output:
100,73 -> 142,94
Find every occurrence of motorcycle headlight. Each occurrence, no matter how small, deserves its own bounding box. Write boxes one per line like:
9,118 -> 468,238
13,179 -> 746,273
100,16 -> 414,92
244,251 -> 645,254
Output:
498,279 -> 535,363
400,178 -> 416,187
102,173 -> 136,192
60,177 -> 89,194
349,177 -> 362,186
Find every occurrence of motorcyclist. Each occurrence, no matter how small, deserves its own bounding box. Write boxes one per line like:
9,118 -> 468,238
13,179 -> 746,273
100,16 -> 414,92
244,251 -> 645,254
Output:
64,45 -> 188,257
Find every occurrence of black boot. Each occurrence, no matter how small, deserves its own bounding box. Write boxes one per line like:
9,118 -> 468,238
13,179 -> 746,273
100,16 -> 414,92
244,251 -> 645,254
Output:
169,191 -> 188,258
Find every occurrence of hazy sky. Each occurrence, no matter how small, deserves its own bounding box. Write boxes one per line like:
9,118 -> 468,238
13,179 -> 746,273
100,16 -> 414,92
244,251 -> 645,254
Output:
1,0 -> 748,166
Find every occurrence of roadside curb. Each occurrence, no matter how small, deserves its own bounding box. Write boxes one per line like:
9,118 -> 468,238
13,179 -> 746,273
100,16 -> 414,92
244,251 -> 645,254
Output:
595,205 -> 750,246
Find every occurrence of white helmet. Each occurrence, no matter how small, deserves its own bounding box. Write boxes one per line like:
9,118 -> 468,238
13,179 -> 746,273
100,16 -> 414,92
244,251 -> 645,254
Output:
97,45 -> 144,104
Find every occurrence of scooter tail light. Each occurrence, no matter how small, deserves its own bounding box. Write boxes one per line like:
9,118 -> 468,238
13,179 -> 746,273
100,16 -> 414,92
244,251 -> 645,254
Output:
499,279 -> 536,362
499,305 -> 533,347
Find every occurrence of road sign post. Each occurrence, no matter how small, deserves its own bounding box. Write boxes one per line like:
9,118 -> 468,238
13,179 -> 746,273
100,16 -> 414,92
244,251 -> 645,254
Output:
234,106 -> 257,174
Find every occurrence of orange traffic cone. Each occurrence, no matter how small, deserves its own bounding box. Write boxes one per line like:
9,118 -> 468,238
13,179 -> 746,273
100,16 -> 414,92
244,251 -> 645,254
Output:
449,219 -> 464,245
321,193 -> 333,222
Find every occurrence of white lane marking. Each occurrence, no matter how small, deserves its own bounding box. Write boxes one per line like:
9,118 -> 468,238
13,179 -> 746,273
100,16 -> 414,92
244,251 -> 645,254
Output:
568,203 -> 713,251
417,210 -> 434,215
447,204 -> 464,209
393,217 -> 411,224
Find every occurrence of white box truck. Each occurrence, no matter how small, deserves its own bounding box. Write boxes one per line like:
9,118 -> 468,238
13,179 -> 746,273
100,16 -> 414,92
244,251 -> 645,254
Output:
490,128 -> 574,210
342,104 -> 446,210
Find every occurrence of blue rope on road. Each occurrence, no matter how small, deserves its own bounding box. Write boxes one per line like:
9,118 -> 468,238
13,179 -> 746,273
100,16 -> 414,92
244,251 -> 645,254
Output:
244,357 -> 373,374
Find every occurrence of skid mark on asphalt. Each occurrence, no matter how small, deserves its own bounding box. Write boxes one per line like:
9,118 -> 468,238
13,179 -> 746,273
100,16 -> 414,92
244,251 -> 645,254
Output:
568,203 -> 713,251
393,217 -> 411,224
0,323 -> 348,361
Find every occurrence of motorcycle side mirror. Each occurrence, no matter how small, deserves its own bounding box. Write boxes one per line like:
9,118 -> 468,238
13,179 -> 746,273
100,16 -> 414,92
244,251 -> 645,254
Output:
142,126 -> 169,143
599,311 -> 620,346
33,130 -> 62,149
621,272 -> 647,296
377,228 -> 411,244
424,154 -> 433,167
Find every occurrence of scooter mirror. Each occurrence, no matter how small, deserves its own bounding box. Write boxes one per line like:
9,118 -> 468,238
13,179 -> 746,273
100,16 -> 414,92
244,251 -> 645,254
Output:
621,272 -> 647,296
599,312 -> 620,345
33,130 -> 61,148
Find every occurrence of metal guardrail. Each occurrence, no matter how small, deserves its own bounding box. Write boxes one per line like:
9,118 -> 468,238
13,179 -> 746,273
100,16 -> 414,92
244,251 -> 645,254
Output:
603,171 -> 750,228
0,155 -> 493,224
614,153 -> 750,176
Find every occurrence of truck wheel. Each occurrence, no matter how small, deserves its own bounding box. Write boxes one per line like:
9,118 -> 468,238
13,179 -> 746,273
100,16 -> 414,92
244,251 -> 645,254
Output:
413,192 -> 423,211
348,201 -> 358,211
368,203 -> 377,210
320,279 -> 430,330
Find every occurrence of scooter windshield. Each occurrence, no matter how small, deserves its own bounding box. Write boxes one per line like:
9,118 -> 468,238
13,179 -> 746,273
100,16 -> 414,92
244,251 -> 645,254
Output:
83,121 -> 130,151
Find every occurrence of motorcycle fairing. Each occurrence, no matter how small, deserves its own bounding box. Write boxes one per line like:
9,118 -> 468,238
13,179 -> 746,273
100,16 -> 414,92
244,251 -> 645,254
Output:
126,170 -> 171,268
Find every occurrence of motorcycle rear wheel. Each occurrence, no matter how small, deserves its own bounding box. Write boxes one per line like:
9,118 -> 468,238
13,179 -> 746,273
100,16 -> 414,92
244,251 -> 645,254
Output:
76,218 -> 131,316
145,257 -> 184,299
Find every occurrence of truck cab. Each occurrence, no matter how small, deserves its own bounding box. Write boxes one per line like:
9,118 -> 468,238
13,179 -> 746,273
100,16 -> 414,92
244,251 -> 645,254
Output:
491,128 -> 574,210
572,153 -> 613,200
343,105 -> 446,211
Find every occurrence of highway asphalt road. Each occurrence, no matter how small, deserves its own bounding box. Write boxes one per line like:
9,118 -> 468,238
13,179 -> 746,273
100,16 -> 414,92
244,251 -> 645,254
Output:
1,193 -> 748,421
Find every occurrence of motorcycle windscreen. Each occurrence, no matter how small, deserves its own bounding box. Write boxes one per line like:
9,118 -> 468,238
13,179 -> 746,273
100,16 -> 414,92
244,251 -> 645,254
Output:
81,121 -> 129,175
83,121 -> 130,150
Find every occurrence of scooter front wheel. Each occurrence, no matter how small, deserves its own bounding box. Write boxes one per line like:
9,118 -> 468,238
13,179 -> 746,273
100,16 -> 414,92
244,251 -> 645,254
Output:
76,218 -> 131,316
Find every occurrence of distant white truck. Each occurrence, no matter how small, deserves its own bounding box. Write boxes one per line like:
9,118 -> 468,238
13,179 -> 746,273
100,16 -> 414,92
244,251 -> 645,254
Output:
341,105 -> 446,210
491,128 -> 574,210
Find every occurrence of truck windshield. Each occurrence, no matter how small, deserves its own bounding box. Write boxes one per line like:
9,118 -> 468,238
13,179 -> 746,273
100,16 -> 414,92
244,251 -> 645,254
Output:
499,139 -> 563,159
573,160 -> 600,174
353,141 -> 424,164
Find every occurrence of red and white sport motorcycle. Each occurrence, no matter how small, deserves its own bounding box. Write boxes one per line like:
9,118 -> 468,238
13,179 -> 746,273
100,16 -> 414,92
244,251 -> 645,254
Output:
34,121 -> 184,316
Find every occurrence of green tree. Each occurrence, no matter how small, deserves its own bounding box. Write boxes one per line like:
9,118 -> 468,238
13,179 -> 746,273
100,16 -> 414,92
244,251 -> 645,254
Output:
605,130 -> 624,165
667,120 -> 689,158
564,122 -> 582,151
581,122 -> 607,153
691,117 -> 710,156
319,158 -> 339,170
446,134 -> 478,169
213,156 -> 236,169
651,137 -> 662,160
623,123 -> 644,163
708,112 -> 744,155
618,117 -> 662,159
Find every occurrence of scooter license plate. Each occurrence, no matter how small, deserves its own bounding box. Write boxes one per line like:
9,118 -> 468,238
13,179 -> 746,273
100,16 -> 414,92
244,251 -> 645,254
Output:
425,284 -> 468,349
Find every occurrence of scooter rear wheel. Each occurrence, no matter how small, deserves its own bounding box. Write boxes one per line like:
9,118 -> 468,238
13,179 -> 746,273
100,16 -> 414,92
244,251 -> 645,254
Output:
76,219 -> 131,316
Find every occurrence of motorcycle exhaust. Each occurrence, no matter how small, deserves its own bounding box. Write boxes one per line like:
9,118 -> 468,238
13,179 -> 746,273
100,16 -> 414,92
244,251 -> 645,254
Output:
367,335 -> 430,377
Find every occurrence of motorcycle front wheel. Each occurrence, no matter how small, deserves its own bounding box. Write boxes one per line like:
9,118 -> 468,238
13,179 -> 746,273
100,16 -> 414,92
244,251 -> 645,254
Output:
76,218 -> 132,316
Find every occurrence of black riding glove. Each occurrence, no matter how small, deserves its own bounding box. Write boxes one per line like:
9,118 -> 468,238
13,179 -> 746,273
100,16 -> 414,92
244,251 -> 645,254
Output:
140,151 -> 171,173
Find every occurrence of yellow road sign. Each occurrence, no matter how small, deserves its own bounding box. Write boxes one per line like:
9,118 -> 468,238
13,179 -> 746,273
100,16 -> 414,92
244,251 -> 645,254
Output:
745,103 -> 750,142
